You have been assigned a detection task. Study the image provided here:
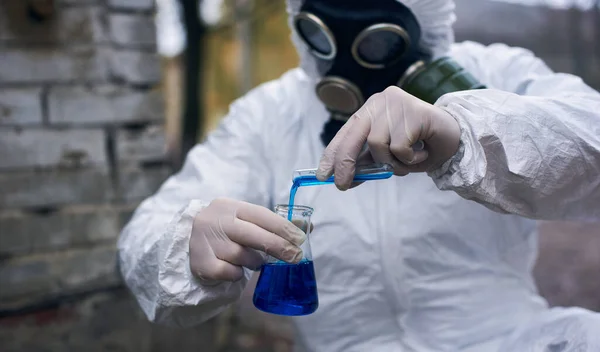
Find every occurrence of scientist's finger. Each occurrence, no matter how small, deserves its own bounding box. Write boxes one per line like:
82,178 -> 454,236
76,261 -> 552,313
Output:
333,113 -> 372,190
317,116 -> 358,181
291,219 -> 314,234
216,242 -> 265,271
224,218 -> 303,264
189,228 -> 240,283
365,96 -> 397,168
236,201 -> 306,246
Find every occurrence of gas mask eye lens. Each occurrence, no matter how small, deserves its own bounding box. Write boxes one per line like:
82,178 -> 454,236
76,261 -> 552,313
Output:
352,24 -> 411,69
294,12 -> 337,60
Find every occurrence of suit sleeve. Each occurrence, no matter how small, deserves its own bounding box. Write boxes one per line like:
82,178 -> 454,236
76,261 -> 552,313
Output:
430,42 -> 600,221
117,86 -> 275,327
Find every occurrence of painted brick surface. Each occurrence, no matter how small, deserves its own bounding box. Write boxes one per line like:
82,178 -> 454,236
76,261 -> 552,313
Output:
0,258 -> 55,303
0,88 -> 43,126
109,14 -> 156,47
0,0 -> 171,349
0,4 -> 105,44
107,0 -> 154,11
116,165 -> 171,202
109,50 -> 161,84
0,206 -> 136,257
0,168 -> 113,208
0,129 -> 106,169
0,246 -> 120,310
58,0 -> 101,4
0,47 -> 109,83
0,291 -> 229,352
48,85 -> 163,125
116,125 -> 166,163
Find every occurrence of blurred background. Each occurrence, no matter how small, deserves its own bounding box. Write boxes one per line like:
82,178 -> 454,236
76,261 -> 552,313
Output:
0,0 -> 599,351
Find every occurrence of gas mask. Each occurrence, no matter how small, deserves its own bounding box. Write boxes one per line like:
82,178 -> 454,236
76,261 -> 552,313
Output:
293,0 -> 484,146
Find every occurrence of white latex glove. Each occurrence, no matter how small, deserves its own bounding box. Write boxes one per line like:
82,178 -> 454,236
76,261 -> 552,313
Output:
316,86 -> 461,191
190,198 -> 308,284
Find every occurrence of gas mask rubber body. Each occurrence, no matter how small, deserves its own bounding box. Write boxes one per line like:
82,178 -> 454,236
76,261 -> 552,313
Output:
293,0 -> 484,146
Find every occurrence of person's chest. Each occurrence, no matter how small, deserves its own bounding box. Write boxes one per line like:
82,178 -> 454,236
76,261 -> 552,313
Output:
264,101 -> 537,289
261,90 -> 538,350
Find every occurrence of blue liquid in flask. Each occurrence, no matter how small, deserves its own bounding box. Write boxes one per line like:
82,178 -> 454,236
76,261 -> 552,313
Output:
253,164 -> 392,316
253,260 -> 318,316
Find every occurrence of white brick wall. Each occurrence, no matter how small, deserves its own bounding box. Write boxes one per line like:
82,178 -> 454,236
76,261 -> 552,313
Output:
0,205 -> 134,256
109,14 -> 156,47
107,0 -> 154,11
0,129 -> 107,169
0,47 -> 110,83
0,245 -> 120,309
0,6 -> 105,44
48,85 -> 162,125
0,88 -> 43,125
0,168 -> 114,208
116,125 -> 166,163
108,50 -> 161,84
0,0 -> 169,310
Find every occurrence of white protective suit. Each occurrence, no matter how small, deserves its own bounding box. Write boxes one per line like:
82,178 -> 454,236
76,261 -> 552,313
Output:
118,0 -> 600,351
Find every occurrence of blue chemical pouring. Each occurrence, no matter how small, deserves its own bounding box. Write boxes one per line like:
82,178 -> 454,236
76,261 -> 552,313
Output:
287,163 -> 394,219
253,260 -> 318,316
252,163 -> 392,316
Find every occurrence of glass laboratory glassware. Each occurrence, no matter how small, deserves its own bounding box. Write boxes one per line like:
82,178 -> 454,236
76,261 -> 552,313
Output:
252,204 -> 318,316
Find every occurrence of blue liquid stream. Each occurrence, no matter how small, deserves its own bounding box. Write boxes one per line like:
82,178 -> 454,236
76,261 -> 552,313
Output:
287,172 -> 393,219
253,170 -> 393,316
253,260 -> 318,316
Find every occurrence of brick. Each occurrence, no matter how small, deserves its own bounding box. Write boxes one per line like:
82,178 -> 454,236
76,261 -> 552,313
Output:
116,125 -> 166,163
109,50 -> 161,85
0,129 -> 107,170
0,205 -> 137,257
117,165 -> 171,202
108,0 -> 154,11
0,212 -> 31,257
48,85 -> 163,125
0,288 -> 290,352
109,14 -> 156,47
0,4 -> 105,44
54,246 -> 121,291
58,0 -> 101,5
0,290 -> 152,352
0,256 -> 55,302
0,47 -> 109,84
0,167 -> 112,208
0,246 -> 120,310
0,88 -> 43,126
118,207 -> 136,227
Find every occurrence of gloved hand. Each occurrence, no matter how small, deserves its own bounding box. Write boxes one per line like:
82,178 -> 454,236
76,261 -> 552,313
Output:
316,86 -> 461,190
189,198 -> 308,284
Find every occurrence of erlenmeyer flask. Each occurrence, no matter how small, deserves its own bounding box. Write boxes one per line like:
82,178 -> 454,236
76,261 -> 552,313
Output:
253,204 -> 318,316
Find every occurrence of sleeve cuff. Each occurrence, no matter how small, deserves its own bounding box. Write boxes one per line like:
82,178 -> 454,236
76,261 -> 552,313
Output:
428,106 -> 467,182
153,200 -> 251,327
428,95 -> 488,192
